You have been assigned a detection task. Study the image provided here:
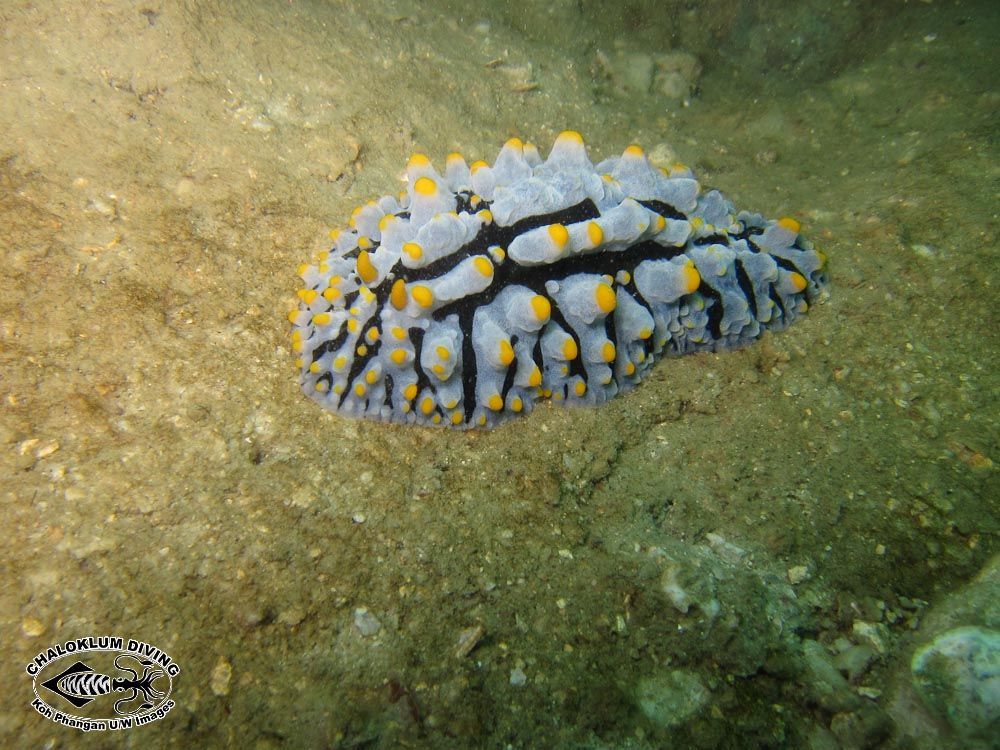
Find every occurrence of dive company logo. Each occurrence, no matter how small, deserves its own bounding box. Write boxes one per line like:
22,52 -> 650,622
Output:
26,636 -> 180,731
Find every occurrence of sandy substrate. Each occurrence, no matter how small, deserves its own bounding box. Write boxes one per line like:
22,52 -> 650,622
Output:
1,1 -> 997,748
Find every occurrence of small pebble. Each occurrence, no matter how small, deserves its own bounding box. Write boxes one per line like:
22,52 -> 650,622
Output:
835,643 -> 877,682
211,656 -> 232,696
830,704 -> 893,747
496,62 -> 535,91
241,610 -> 265,628
353,607 -> 381,636
175,178 -> 195,197
648,142 -> 677,169
250,115 -> 275,133
706,533 -> 748,563
853,621 -> 890,655
510,667 -> 527,686
278,607 -> 305,627
754,149 -> 779,166
787,565 -> 810,585
22,617 -> 46,637
17,438 -> 40,456
35,441 -> 60,459
454,625 -> 485,658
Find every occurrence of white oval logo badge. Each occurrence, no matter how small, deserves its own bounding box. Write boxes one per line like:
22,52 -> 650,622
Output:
26,636 -> 180,731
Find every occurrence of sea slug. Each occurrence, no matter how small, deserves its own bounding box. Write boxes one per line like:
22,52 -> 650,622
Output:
289,132 -> 827,428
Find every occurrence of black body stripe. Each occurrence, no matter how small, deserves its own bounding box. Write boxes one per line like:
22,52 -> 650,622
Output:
460,307 -> 478,422
337,332 -> 381,408
401,199 -> 601,283
733,258 -> 758,317
311,327 -> 350,363
699,280 -> 724,340
637,199 -> 686,220
771,254 -> 806,278
384,374 -> 394,410
357,199 -> 691,329
499,348 -> 518,402
505,198 -> 602,234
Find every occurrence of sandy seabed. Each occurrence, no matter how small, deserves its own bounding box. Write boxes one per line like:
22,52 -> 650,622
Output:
1,1 -> 997,748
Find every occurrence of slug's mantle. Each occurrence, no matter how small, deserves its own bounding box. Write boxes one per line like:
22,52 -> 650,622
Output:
289,132 -> 827,428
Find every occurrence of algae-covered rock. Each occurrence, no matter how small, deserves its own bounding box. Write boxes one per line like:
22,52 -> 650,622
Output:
634,669 -> 709,729
910,626 -> 999,741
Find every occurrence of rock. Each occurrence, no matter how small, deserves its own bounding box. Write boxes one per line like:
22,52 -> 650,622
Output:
829,703 -> 894,749
660,558 -> 693,614
910,626 -> 1000,741
495,62 -> 536,92
620,52 -> 654,94
800,640 -> 862,713
655,71 -> 690,99
596,48 -> 700,100
21,618 -> 45,637
240,609 -> 265,628
454,625 -> 485,658
834,644 -> 877,683
755,149 -> 779,166
634,670 -> 709,730
210,656 -> 232,697
278,607 -> 305,627
642,539 -> 804,678
648,142 -> 678,170
654,50 -> 702,81
852,620 -> 891,655
705,532 -> 748,564
652,51 -> 701,99
655,547 -> 720,618
804,722 -> 840,750
787,565 -> 811,585
353,607 -> 382,637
